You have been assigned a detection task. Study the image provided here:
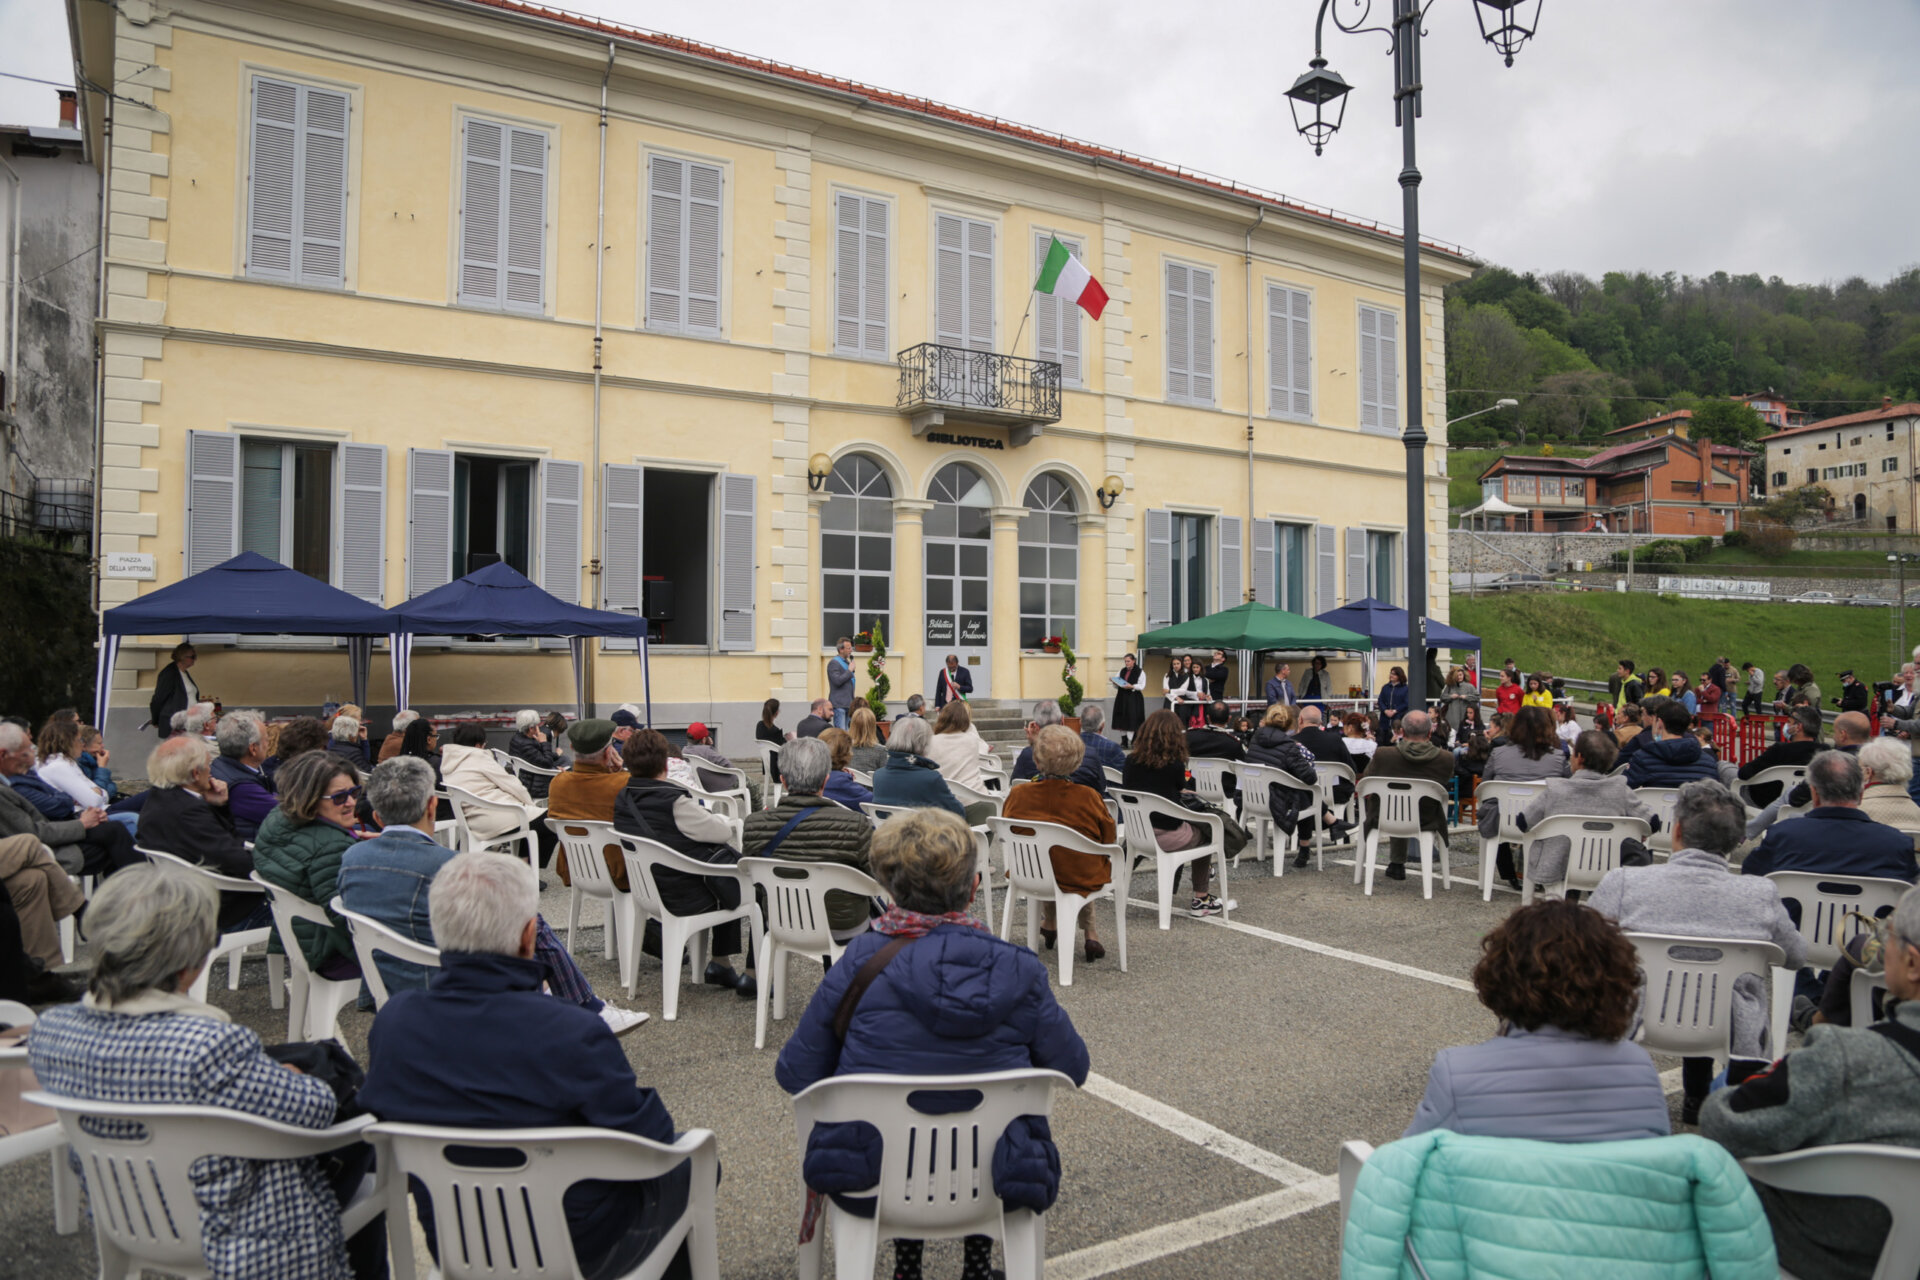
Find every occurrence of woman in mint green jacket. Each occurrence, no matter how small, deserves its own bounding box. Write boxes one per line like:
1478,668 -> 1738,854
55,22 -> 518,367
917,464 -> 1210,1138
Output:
251,750 -> 364,977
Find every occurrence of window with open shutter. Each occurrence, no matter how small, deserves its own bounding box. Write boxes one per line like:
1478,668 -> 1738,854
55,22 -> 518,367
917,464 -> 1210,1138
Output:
718,473 -> 756,651
459,119 -> 546,312
934,213 -> 993,351
186,431 -> 240,576
1268,284 -> 1311,418
1251,520 -> 1275,607
835,193 -> 888,359
539,460 -> 582,604
1360,304 -> 1398,432
1145,508 -> 1172,630
1346,527 -> 1368,604
647,155 -> 723,335
1167,262 -> 1214,405
1034,232 -> 1082,385
406,449 -> 455,599
1316,524 -> 1337,614
247,78 -> 347,287
338,443 -> 386,604
1166,262 -> 1190,402
1217,516 -> 1242,610
601,463 -> 644,652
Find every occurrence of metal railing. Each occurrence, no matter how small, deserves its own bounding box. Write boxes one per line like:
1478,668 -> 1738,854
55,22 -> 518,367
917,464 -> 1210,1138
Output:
897,343 -> 1061,424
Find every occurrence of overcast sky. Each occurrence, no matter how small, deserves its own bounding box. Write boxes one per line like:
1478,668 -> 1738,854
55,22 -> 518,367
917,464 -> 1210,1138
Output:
5,0 -> 1915,285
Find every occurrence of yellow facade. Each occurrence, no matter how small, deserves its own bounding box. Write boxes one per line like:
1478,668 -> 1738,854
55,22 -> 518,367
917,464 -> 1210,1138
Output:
73,0 -> 1470,748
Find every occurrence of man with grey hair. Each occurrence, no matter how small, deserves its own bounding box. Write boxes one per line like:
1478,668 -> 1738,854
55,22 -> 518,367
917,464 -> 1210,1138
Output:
378,708 -> 420,762
507,708 -> 563,800
1744,750 -> 1919,883
894,693 -> 926,722
1076,703 -> 1126,775
871,713 -> 965,817
1012,698 -> 1107,793
741,738 -> 875,937
210,710 -> 275,838
0,721 -> 138,878
1358,709 -> 1454,881
360,852 -> 691,1280
1590,779 -> 1804,1124
1703,885 -> 1920,1279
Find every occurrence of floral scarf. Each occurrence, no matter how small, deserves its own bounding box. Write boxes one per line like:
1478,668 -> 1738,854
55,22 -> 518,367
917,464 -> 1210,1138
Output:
873,904 -> 988,937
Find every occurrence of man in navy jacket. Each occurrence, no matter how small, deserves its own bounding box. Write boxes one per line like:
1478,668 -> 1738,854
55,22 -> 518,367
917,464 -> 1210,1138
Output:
1743,751 -> 1920,884
1625,701 -> 1721,788
360,852 -> 695,1280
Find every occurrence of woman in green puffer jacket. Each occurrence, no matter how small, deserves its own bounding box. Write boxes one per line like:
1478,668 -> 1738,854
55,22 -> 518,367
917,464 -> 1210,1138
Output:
251,749 -> 364,977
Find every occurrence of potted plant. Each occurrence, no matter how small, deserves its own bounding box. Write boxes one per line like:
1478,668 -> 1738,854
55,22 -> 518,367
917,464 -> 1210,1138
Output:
1041,633 -> 1064,655
1058,640 -> 1084,732
852,628 -> 874,654
863,623 -> 890,718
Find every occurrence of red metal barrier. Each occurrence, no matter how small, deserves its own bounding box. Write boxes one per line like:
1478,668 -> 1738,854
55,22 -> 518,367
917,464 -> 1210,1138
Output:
1707,714 -> 1738,762
1737,715 -> 1790,765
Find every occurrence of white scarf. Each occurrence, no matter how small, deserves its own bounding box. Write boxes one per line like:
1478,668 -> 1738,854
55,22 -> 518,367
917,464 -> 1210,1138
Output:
82,987 -> 231,1022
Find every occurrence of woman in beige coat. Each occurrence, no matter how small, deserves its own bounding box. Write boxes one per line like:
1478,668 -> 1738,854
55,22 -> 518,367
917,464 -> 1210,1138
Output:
924,699 -> 990,793
1859,738 -> 1920,830
439,723 -> 555,866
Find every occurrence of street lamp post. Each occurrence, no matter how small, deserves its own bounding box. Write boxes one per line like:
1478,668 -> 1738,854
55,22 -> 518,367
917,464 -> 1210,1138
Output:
1287,0 -> 1541,710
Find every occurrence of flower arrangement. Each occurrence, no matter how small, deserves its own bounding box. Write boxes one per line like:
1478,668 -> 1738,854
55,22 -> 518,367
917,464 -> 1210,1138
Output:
852,629 -> 875,652
1057,639 -> 1083,716
1040,633 -> 1066,654
863,622 -> 890,717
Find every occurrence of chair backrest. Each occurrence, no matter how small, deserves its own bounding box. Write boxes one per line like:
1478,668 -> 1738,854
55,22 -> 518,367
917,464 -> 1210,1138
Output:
848,769 -> 874,789
543,817 -> 624,898
249,871 -> 329,984
508,756 -> 561,780
490,748 -> 515,771
1630,786 -> 1684,850
757,742 -> 785,808
443,784 -> 529,853
1472,780 -> 1549,841
1355,776 -> 1450,838
1624,932 -> 1787,1059
1741,764 -> 1809,806
1235,761 -> 1315,804
1766,871 -> 1912,969
948,779 -> 1001,817
615,832 -> 746,920
860,802 -> 912,831
1526,813 -> 1653,891
330,896 -> 441,1009
1316,760 -> 1357,796
1102,765 -> 1124,786
1187,759 -> 1235,806
671,775 -> 748,824
790,1070 -> 1071,1237
977,751 -> 1006,776
138,846 -> 262,894
738,857 -> 885,954
1742,1143 -> 1920,1280
26,1093 -> 374,1275
366,1121 -> 717,1280
987,817 -> 1119,898
1109,788 -> 1220,857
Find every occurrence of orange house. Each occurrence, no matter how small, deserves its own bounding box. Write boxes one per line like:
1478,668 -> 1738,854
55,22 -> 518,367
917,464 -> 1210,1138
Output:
1477,427 -> 1753,535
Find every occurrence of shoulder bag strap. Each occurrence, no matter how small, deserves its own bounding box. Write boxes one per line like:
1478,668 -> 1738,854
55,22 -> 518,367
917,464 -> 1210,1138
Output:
832,935 -> 915,1041
759,804 -> 818,860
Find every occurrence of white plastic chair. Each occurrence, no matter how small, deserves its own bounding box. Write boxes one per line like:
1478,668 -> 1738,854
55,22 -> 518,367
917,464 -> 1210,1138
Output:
977,752 -> 1008,794
847,769 -> 874,789
1354,776 -> 1452,898
430,790 -> 460,848
948,779 -> 1002,819
490,747 -> 516,772
1854,967 -> 1890,1028
1630,785 -> 1684,856
790,1070 -> 1071,1280
1101,765 -> 1124,786
672,775 -> 751,825
1471,780 -> 1548,900
1738,764 -> 1809,812
330,896 -> 442,1010
370,1121 -> 720,1280
0,1004 -> 79,1235
614,834 -> 761,1021
138,847 -> 283,1008
757,741 -> 786,811
1186,759 -> 1236,815
251,872 -> 361,1043
444,784 -> 541,869
693,761 -> 754,813
1520,814 -> 1654,903
1337,1139 -> 1374,1235
1234,762 -> 1317,873
1314,760 -> 1359,852
1765,871 -> 1911,1045
738,857 -> 886,1048
547,817 -> 628,960
859,802 -> 912,830
1111,789 -> 1229,929
989,817 -> 1127,986
1623,932 -> 1787,1068
1741,1145 -> 1920,1280
26,1093 -> 382,1280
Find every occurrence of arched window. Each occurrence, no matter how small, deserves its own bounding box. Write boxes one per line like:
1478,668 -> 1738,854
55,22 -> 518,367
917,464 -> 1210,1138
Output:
821,455 -> 892,643
1018,473 -> 1077,647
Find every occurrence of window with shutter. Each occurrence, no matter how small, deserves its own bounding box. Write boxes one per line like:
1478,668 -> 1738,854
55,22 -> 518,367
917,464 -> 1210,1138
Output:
834,193 -> 889,359
1360,304 -> 1398,433
1144,509 -> 1172,630
1217,516 -> 1242,610
1268,284 -> 1312,418
406,449 -> 455,599
459,119 -> 546,312
540,460 -> 582,604
1033,232 -> 1082,385
246,77 -> 348,287
718,473 -> 756,651
1165,262 -> 1190,402
1250,520 -> 1275,607
1166,261 -> 1215,405
186,431 -> 240,576
1346,527 -> 1368,605
338,443 -> 386,604
647,155 -> 723,335
1316,524 -> 1337,614
601,464 -> 644,651
934,213 -> 993,351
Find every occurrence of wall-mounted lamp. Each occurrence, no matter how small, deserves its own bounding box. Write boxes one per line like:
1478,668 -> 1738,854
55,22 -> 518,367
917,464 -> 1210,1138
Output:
1097,474 -> 1124,510
807,453 -> 834,492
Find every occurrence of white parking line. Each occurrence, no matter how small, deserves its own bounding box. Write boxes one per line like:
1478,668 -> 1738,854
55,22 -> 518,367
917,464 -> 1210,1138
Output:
1047,1177 -> 1340,1280
1083,1073 -> 1321,1185
1126,897 -> 1477,993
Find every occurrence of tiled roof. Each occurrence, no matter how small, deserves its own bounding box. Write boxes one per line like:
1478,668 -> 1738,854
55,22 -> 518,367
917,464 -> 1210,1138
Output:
1478,436 -> 1750,482
440,0 -> 1473,261
1604,409 -> 1691,436
1761,402 -> 1920,442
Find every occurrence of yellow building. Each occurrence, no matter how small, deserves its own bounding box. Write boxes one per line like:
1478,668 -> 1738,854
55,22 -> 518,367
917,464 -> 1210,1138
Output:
69,0 -> 1471,748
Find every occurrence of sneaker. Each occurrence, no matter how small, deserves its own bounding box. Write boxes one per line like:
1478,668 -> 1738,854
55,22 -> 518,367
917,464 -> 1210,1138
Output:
1187,893 -> 1224,918
598,1005 -> 650,1037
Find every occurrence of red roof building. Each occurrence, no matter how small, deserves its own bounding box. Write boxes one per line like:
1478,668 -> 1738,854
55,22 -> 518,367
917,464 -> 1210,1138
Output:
1761,398 -> 1920,528
1476,421 -> 1753,535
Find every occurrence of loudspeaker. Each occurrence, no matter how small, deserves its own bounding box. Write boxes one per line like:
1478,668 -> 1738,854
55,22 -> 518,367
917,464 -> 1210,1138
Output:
643,579 -> 675,621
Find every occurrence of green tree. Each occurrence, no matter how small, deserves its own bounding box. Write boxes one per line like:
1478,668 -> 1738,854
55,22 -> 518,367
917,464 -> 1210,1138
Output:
1680,398 -> 1767,447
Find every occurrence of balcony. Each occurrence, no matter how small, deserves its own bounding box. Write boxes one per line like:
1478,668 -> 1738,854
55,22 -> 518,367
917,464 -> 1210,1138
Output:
896,343 -> 1061,448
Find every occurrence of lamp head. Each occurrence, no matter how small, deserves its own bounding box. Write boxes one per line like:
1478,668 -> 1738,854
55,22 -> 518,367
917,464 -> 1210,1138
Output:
1473,0 -> 1543,67
1285,59 -> 1351,155
807,452 -> 833,492
1098,474 -> 1124,511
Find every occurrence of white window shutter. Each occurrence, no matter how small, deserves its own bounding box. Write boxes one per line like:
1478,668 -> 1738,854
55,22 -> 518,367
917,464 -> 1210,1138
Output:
1315,524 -> 1337,614
1217,515 -> 1242,609
1359,307 -> 1379,429
1377,308 -> 1398,428
685,162 -> 722,333
186,430 -> 240,576
935,213 -> 965,347
835,194 -> 863,354
406,448 -> 456,598
539,459 -> 582,604
601,463 -> 644,651
503,127 -> 546,312
1145,508 -> 1172,630
1346,527 -> 1369,604
1165,262 -> 1189,402
1251,519 -> 1275,607
1190,267 -> 1214,404
861,197 -> 888,359
459,119 -> 503,307
246,79 -> 297,279
296,87 -> 348,286
964,218 -> 993,351
1268,285 -> 1311,417
1289,289 -> 1312,417
338,443 -> 386,604
718,472 -> 756,651
646,156 -> 684,330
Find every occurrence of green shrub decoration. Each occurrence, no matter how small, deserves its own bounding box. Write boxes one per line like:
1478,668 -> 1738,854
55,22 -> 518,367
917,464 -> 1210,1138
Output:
1057,640 -> 1083,716
864,621 -> 890,716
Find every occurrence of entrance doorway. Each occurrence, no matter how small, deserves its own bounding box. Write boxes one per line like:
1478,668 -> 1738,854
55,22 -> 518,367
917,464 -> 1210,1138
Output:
924,462 -> 992,698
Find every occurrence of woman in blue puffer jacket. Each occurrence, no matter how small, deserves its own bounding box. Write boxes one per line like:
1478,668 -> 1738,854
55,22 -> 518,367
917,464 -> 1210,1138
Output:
776,807 -> 1089,1280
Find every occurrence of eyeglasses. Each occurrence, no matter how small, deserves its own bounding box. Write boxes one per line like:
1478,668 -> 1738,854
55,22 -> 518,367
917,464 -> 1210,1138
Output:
323,785 -> 364,805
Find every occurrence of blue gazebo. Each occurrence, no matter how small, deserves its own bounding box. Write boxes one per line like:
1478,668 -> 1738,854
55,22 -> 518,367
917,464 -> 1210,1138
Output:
1312,597 -> 1482,695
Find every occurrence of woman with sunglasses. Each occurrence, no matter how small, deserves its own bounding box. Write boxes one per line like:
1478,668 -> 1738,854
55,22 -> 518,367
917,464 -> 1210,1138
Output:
252,750 -> 367,982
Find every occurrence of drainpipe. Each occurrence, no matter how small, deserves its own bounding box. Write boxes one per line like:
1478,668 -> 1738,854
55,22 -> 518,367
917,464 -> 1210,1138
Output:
0,155 -> 20,414
89,91 -> 112,623
585,40 -> 614,714
1244,205 -> 1265,602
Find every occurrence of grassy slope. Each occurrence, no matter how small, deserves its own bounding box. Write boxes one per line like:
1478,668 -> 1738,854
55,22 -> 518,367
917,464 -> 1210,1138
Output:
1447,444 -> 1598,514
1450,592 -> 1919,684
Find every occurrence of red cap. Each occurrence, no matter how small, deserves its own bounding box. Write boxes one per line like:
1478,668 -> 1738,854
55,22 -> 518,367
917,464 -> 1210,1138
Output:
686,721 -> 709,742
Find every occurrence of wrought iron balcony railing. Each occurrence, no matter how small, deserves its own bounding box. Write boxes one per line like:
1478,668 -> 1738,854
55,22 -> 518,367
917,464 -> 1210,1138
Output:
896,343 -> 1061,446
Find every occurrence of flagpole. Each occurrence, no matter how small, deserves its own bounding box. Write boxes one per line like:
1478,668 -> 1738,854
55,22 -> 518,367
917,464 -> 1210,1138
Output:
1010,291 -> 1036,358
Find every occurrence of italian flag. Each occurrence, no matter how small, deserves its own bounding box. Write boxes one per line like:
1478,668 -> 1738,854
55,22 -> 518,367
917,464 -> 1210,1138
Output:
1034,235 -> 1109,320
